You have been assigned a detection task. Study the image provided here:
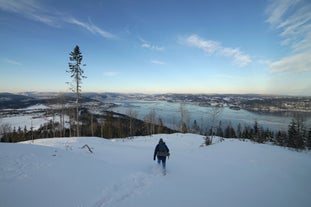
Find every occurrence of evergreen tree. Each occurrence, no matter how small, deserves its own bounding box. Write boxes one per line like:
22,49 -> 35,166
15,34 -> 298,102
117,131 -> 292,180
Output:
12,127 -> 18,142
242,125 -> 251,140
191,120 -> 200,134
274,130 -> 283,146
257,126 -> 266,143
67,45 -> 86,137
287,119 -> 305,149
253,121 -> 259,135
253,121 -> 264,143
287,119 -> 297,148
225,123 -> 236,138
287,117 -> 306,149
295,116 -> 306,149
307,128 -> 311,150
275,131 -> 286,146
263,128 -> 273,143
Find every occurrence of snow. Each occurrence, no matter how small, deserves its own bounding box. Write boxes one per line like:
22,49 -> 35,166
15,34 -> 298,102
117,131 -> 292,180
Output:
1,103 -> 70,131
1,134 -> 311,207
24,104 -> 49,110
1,115 -> 48,130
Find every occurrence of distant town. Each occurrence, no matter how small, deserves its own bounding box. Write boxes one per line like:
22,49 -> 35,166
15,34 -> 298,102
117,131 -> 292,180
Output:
1,92 -> 310,114
94,93 -> 311,113
163,94 -> 311,113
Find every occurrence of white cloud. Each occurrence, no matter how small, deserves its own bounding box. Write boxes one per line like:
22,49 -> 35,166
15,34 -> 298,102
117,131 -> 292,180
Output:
65,18 -> 116,39
266,0 -> 311,73
0,0 -> 60,26
4,58 -> 22,66
185,34 -> 219,54
266,0 -> 311,52
183,34 -> 251,66
265,0 -> 299,26
150,59 -> 165,65
139,37 -> 164,51
103,71 -> 119,76
141,43 -> 164,51
257,59 -> 272,65
268,52 -> 311,73
221,47 -> 251,67
0,0 -> 116,39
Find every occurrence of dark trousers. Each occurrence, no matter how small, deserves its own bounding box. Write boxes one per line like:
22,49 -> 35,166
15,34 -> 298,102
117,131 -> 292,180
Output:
157,156 -> 166,169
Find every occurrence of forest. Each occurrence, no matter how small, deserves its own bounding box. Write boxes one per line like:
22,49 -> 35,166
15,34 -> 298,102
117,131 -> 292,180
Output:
1,104 -> 311,151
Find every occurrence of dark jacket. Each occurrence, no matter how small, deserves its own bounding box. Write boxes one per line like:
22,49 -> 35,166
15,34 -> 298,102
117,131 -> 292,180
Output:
154,140 -> 170,160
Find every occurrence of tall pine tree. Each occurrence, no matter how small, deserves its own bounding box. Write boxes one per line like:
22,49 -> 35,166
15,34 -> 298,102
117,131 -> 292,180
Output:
67,45 -> 86,137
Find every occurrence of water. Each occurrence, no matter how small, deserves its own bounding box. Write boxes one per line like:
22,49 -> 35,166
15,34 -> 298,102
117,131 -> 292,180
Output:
107,100 -> 311,133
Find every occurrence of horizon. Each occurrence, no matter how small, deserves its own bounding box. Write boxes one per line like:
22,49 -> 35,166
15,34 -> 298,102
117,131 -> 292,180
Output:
1,0 -> 311,96
1,90 -> 310,98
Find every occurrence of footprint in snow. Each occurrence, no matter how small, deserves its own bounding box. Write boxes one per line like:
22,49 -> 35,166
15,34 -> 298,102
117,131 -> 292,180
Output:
93,171 -> 153,207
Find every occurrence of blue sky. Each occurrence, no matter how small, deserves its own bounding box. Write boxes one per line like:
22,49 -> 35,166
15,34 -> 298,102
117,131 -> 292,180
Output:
0,0 -> 310,95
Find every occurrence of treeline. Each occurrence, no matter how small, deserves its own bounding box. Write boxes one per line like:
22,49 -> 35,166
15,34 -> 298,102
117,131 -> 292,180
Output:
1,105 -> 311,151
190,119 -> 311,150
0,108 -> 176,143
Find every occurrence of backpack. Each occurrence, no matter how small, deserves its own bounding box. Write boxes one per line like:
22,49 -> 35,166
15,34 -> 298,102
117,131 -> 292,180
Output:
157,143 -> 168,157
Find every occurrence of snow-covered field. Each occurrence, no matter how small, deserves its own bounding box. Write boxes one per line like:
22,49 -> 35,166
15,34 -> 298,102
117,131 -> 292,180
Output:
1,134 -> 311,207
0,104 -> 70,131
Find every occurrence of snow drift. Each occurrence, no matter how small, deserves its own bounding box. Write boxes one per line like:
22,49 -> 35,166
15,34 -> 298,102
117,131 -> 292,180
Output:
1,134 -> 311,207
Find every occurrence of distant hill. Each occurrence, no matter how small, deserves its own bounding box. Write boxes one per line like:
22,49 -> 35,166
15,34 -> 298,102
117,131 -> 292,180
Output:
0,93 -> 37,109
0,92 -> 96,109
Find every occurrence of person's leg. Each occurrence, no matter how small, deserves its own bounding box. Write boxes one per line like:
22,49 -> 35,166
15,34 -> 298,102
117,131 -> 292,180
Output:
162,157 -> 166,169
161,157 -> 167,175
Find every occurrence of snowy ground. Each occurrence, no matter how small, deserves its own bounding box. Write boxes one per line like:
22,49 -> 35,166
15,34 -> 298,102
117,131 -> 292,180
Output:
0,104 -> 69,130
1,134 -> 311,207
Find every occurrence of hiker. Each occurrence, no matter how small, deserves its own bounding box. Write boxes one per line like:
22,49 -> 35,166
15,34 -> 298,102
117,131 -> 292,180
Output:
153,138 -> 170,170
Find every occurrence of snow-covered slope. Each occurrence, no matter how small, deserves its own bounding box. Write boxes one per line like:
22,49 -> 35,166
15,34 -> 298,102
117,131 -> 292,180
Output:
1,134 -> 311,207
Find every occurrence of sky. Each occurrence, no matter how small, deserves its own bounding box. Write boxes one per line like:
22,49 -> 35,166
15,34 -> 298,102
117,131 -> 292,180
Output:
0,0 -> 311,96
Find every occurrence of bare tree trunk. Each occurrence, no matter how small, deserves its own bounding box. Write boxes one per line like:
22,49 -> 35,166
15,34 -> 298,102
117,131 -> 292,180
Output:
144,109 -> 156,135
149,109 -> 156,134
179,103 -> 190,133
90,106 -> 94,137
200,116 -> 204,135
171,115 -> 177,131
101,118 -> 104,138
208,106 -> 223,138
126,109 -> 138,138
52,112 -> 55,137
76,99 -> 79,137
76,71 -> 80,137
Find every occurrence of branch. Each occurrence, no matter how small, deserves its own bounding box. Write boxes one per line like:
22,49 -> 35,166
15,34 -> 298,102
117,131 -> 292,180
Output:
81,144 -> 93,153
